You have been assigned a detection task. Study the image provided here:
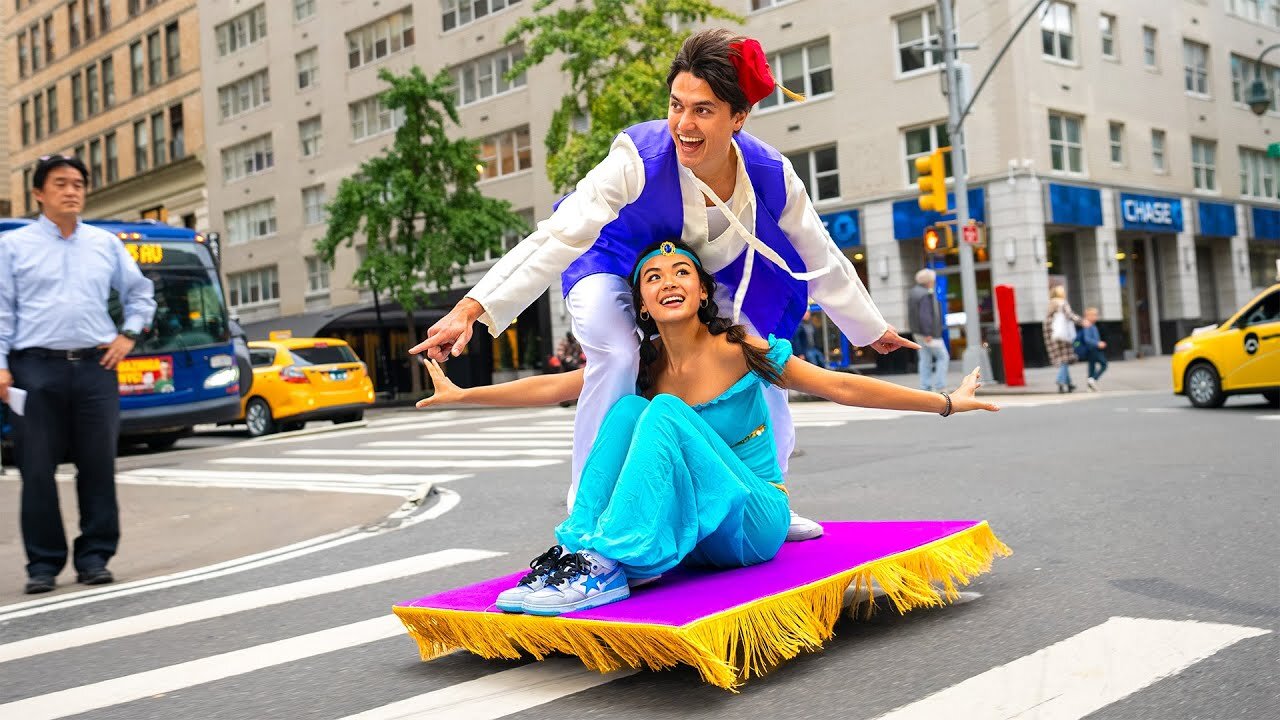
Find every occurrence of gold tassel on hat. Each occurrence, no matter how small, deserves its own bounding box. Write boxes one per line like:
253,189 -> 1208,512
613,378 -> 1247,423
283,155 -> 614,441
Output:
779,84 -> 807,102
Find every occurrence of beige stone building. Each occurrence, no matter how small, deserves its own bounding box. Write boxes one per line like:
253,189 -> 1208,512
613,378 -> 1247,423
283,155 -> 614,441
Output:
3,0 -> 207,227
197,0 -> 1280,390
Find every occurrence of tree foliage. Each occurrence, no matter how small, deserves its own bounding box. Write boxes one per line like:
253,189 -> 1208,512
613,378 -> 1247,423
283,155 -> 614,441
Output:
506,0 -> 741,192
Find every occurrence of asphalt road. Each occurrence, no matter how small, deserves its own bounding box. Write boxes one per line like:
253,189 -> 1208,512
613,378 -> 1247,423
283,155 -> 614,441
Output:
0,389 -> 1275,719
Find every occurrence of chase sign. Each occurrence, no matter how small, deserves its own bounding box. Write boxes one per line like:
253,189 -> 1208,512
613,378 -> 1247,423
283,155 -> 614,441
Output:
1118,192 -> 1184,233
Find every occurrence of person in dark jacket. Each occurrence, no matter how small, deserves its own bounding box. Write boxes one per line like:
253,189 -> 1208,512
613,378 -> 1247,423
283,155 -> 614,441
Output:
1077,307 -> 1107,391
908,269 -> 948,391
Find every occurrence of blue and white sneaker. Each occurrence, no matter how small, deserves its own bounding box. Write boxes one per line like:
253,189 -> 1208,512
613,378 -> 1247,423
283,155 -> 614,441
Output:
520,551 -> 630,616
495,545 -> 565,612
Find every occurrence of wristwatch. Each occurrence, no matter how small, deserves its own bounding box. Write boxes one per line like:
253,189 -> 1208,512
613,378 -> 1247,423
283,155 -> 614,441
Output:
121,329 -> 140,341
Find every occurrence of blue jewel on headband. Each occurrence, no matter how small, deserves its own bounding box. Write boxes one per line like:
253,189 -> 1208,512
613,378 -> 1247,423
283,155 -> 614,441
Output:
631,242 -> 703,284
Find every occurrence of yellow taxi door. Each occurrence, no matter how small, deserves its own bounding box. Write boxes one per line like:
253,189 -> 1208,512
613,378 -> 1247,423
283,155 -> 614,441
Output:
1222,290 -> 1280,391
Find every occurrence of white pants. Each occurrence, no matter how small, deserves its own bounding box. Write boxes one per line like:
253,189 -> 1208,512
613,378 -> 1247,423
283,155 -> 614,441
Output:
563,273 -> 795,511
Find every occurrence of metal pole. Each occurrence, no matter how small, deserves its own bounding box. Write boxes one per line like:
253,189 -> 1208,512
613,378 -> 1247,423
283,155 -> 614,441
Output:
938,0 -> 993,381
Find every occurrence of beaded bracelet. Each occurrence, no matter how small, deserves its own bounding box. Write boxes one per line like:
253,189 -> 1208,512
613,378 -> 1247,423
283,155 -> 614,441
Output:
939,391 -> 953,417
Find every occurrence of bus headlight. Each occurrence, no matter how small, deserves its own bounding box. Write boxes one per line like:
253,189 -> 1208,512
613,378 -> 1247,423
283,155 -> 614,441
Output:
204,366 -> 239,389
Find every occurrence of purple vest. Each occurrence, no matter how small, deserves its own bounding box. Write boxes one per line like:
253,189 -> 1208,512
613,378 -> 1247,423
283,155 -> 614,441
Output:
559,120 -> 810,340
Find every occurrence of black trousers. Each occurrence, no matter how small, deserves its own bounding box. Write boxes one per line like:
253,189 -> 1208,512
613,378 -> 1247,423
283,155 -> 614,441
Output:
10,351 -> 121,577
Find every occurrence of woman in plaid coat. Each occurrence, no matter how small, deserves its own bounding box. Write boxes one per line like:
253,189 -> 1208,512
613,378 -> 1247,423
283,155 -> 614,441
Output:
1042,286 -> 1082,392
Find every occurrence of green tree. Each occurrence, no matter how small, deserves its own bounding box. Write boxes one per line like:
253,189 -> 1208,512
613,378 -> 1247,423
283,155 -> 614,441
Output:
506,0 -> 741,192
316,66 -> 529,393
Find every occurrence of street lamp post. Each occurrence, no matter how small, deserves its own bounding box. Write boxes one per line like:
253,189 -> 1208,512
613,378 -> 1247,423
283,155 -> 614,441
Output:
1246,43 -> 1280,116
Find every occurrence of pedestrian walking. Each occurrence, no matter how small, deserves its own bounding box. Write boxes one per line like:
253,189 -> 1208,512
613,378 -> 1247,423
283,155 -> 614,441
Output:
791,311 -> 825,367
908,269 -> 949,392
553,331 -> 585,372
0,154 -> 156,594
1043,286 -> 1081,393
1077,307 -> 1108,391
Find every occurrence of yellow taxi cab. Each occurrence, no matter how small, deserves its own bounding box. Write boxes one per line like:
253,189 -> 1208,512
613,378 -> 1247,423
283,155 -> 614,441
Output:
238,336 -> 375,436
1171,283 -> 1280,408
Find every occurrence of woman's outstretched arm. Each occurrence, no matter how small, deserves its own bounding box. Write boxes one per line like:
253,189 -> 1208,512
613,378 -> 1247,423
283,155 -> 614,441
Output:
415,358 -> 584,408
779,355 -> 999,415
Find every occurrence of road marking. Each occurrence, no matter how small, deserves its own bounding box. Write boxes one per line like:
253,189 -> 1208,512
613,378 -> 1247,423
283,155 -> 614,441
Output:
339,659 -> 634,719
368,411 -> 458,427
212,457 -> 563,469
871,617 -> 1269,720
114,468 -> 463,496
0,615 -> 407,720
419,432 -> 570,440
481,426 -> 575,433
249,409 -> 566,446
0,549 -> 501,665
366,440 -> 573,449
1259,415 -> 1280,421
291,448 -> 572,458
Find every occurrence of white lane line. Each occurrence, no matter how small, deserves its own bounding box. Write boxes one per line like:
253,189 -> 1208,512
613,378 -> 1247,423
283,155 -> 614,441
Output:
481,426 -> 576,433
872,617 -> 1269,720
339,659 -> 635,720
419,433 -> 570,440
212,457 -> 563,469
0,549 -> 501,665
0,615 -> 407,720
118,468 -> 464,486
399,440 -> 573,448
291,448 -> 572,458
368,411 -> 458,427
1259,415 -> 1280,421
250,410 -> 565,446
118,478 -> 414,497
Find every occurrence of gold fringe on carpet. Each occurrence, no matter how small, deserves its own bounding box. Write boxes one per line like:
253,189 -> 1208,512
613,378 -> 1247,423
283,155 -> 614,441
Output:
393,521 -> 1011,691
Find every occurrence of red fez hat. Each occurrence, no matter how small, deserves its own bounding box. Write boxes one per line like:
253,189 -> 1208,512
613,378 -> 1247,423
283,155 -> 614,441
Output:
729,38 -> 806,106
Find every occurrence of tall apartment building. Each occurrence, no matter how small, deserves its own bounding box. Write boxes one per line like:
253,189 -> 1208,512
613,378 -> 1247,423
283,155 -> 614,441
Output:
199,0 -> 1280,392
4,0 -> 207,228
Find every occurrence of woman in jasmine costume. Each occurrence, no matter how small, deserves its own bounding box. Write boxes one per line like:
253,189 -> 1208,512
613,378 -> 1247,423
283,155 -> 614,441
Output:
416,240 -> 997,616
411,30 -> 918,542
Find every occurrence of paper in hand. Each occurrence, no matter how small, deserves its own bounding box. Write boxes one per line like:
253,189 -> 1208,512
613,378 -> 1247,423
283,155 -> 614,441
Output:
6,387 -> 26,416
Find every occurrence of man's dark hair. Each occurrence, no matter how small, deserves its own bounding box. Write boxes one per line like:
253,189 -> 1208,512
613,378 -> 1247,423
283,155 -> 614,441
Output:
33,154 -> 89,190
666,28 -> 750,116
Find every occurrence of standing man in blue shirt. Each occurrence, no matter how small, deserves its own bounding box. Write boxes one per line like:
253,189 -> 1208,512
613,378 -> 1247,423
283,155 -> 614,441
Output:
0,155 -> 156,594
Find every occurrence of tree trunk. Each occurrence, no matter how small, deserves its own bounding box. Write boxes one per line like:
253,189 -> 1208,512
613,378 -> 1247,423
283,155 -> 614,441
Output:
405,309 -> 423,395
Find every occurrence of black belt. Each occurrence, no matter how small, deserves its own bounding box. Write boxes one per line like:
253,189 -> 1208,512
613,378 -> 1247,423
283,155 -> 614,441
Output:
14,347 -> 105,361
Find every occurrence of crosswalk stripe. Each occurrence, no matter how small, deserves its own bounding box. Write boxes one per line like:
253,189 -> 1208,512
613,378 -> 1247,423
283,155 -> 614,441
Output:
212,457 -> 563,469
291,448 -> 572,458
0,615 -> 407,720
0,549 -> 502,665
871,617 -> 1269,720
420,433 -> 570,440
339,659 -> 634,720
480,426 -> 574,434
117,468 -> 455,485
367,440 -> 573,449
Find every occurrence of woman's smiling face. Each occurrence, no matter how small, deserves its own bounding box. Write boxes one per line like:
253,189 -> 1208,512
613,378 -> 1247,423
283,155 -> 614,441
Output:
667,72 -> 746,179
637,252 -> 708,324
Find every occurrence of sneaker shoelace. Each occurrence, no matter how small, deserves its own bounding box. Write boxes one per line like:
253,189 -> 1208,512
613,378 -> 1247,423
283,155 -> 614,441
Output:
518,545 -> 565,585
546,552 -> 592,587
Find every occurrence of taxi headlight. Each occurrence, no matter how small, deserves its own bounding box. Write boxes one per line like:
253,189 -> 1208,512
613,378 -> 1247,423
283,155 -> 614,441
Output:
204,366 -> 239,389
1173,340 -> 1195,354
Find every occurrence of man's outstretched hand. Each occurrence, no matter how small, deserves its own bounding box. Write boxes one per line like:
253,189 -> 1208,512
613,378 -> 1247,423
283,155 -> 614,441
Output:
409,298 -> 484,361
869,325 -> 920,354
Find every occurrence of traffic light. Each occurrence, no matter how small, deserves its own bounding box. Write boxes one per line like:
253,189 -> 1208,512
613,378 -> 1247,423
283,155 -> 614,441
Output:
915,147 -> 949,213
923,226 -> 941,254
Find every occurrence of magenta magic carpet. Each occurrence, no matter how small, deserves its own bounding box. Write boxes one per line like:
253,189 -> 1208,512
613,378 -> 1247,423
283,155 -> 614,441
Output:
393,520 -> 1010,690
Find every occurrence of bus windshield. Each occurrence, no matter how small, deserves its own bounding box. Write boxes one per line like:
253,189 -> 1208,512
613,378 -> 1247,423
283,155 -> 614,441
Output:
110,240 -> 231,353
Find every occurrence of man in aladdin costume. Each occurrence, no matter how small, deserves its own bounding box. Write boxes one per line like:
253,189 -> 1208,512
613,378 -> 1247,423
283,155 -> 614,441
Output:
411,29 -> 917,539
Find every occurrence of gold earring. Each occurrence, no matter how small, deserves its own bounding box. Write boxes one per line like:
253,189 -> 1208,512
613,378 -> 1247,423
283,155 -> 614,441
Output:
700,297 -> 708,308
639,308 -> 650,320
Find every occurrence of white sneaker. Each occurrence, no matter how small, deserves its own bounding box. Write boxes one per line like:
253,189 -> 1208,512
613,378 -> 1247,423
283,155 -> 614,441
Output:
787,511 -> 824,542
521,550 -> 630,616
1087,377 -> 1098,392
494,545 -> 565,612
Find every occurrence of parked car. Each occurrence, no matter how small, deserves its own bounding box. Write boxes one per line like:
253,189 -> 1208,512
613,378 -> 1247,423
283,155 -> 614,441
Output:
1172,283 -> 1280,408
237,337 -> 375,437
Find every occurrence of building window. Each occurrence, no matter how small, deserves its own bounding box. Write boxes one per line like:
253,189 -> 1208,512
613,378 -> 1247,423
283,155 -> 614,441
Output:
1040,1 -> 1075,62
296,47 -> 318,90
1191,138 -> 1216,191
895,7 -> 940,74
71,72 -> 83,122
1047,111 -> 1084,173
1142,26 -> 1157,68
1183,40 -> 1209,96
1107,121 -> 1123,164
23,168 -> 33,214
758,39 -> 832,110
17,34 -> 28,79
30,25 -> 41,70
1099,13 -> 1116,59
69,1 -> 81,48
147,30 -> 161,86
89,138 -> 103,188
442,0 -> 519,33
225,200 -> 278,245
86,64 -> 100,114
46,86 -> 57,134
1240,146 -> 1279,200
227,266 -> 280,308
43,16 -> 54,64
299,116 -> 323,157
151,112 -> 166,166
478,126 -> 533,180
134,119 -> 148,173
294,0 -> 316,22
346,8 -> 414,70
165,21 -> 180,77
105,131 -> 118,183
221,134 -> 274,182
169,103 -> 184,159
349,95 -> 404,140
1228,0 -> 1280,26
485,208 -> 534,261
128,0 -> 139,16
215,5 -> 267,57
903,122 -> 952,184
99,0 -> 110,31
302,185 -> 327,225
130,41 -> 144,95
452,46 -> 526,106
101,55 -> 115,108
1232,55 -> 1280,112
32,95 -> 44,141
83,0 -> 94,39
785,145 -> 840,202
218,69 -> 271,120
305,256 -> 329,294
1151,129 -> 1166,172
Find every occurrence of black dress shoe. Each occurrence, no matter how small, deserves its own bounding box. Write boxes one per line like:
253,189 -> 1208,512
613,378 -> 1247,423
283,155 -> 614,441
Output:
24,576 -> 56,594
76,568 -> 114,585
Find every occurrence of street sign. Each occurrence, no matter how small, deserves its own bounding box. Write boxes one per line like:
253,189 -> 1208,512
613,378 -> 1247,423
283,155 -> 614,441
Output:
1268,142 -> 1280,159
